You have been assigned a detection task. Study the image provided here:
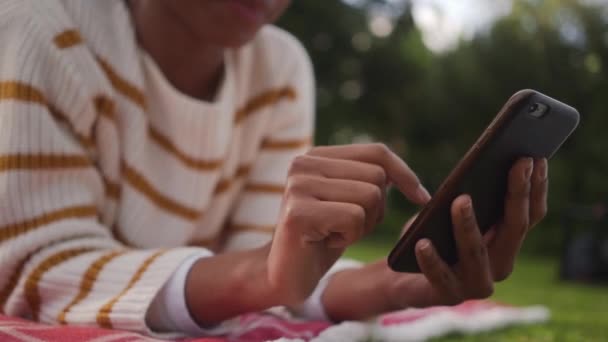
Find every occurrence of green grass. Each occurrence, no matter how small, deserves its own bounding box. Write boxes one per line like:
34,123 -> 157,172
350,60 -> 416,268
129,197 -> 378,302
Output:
344,241 -> 608,341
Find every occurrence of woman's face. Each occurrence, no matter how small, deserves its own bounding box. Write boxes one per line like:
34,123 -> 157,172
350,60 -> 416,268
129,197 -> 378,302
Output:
161,0 -> 291,47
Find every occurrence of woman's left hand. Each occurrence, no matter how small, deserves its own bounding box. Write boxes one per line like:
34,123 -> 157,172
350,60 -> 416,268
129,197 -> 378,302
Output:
321,158 -> 548,321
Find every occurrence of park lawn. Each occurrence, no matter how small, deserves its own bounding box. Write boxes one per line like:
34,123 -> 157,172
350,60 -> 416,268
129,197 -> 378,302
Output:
344,241 -> 608,341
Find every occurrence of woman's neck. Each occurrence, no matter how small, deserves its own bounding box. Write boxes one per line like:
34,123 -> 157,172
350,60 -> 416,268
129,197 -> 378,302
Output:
128,1 -> 224,101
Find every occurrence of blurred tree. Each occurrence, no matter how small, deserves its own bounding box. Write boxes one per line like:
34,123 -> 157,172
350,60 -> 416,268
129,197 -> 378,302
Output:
278,0 -> 608,254
278,0 -> 428,149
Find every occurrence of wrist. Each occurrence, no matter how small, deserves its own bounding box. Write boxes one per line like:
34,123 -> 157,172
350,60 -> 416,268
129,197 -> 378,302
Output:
321,260 -> 394,321
383,265 -> 437,310
381,262 -> 410,311
185,244 -> 280,326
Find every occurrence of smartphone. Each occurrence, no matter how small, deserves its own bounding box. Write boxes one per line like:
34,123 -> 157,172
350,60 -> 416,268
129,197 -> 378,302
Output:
388,89 -> 580,273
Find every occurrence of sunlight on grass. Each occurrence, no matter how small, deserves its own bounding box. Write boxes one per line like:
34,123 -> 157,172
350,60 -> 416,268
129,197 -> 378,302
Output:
345,240 -> 608,341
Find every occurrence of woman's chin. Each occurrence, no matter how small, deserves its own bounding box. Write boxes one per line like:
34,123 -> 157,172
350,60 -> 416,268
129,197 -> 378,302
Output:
205,28 -> 265,48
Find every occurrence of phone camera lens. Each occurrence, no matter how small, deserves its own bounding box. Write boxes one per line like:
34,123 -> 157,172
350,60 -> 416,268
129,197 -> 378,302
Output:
528,103 -> 539,113
528,102 -> 549,118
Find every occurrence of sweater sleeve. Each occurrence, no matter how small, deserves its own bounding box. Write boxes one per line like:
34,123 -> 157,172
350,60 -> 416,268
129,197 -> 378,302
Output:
0,6 -> 205,338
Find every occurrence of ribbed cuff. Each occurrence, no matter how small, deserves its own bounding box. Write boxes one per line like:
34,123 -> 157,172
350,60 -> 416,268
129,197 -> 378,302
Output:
146,250 -> 238,336
291,258 -> 363,321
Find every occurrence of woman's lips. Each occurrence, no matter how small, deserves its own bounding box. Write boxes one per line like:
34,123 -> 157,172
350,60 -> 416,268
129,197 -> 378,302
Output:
223,0 -> 265,26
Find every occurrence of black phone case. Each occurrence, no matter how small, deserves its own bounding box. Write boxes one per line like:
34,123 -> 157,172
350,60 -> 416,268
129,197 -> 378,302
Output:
388,90 -> 580,273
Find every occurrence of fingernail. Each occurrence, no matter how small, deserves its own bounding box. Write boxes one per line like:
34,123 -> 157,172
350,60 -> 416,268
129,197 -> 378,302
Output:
524,158 -> 533,180
419,239 -> 432,255
417,185 -> 432,203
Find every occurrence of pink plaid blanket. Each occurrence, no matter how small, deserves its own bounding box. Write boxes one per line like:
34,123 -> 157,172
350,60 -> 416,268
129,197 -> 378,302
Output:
0,300 -> 549,342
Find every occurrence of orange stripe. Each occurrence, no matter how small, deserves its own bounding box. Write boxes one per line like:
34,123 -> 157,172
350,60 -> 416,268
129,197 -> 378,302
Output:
50,106 -> 96,149
0,154 -> 91,171
0,81 -> 46,104
25,247 -> 99,321
213,164 -> 252,195
95,57 -> 295,126
213,178 -> 233,195
53,29 -> 83,49
236,164 -> 252,177
148,128 -> 224,171
104,179 -> 121,200
188,236 -> 219,249
0,81 -> 94,148
0,256 -> 30,313
58,250 -> 128,324
96,250 -> 167,328
93,59 -> 296,174
261,137 -> 312,150
230,223 -> 275,234
245,183 -> 285,194
0,233 -> 103,314
0,205 -> 98,244
96,57 -> 146,108
123,163 -> 201,220
234,87 -> 297,123
94,95 -> 117,122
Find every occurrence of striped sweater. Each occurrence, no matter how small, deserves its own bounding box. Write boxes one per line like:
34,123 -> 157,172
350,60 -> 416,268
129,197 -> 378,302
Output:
0,0 -> 316,335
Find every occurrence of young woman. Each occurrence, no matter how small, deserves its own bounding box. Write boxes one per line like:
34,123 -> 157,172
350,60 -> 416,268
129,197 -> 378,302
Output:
0,0 -> 548,337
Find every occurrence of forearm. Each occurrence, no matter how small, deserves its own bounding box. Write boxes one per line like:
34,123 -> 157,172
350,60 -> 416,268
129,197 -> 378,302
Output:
185,244 -> 279,326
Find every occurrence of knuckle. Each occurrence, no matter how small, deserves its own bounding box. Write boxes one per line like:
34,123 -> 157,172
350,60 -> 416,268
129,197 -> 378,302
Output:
285,175 -> 313,195
372,143 -> 391,158
288,155 -> 310,175
285,176 -> 300,194
282,202 -> 305,229
508,182 -> 531,199
307,146 -> 325,155
363,184 -> 383,209
371,166 -> 387,187
346,204 -> 366,227
468,244 -> 487,261
535,177 -> 549,188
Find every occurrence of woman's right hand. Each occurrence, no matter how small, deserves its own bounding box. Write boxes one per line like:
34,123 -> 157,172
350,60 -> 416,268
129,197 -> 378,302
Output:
184,144 -> 430,326
267,144 -> 431,304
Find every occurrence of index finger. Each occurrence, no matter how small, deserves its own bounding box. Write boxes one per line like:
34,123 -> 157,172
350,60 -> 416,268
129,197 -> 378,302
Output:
308,144 -> 431,205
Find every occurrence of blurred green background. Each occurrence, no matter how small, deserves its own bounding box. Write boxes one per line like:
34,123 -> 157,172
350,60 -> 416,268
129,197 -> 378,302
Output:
278,0 -> 607,340
278,0 -> 608,255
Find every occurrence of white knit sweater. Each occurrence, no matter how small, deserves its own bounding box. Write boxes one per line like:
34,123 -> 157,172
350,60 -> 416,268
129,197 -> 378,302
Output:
0,0 -> 329,336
